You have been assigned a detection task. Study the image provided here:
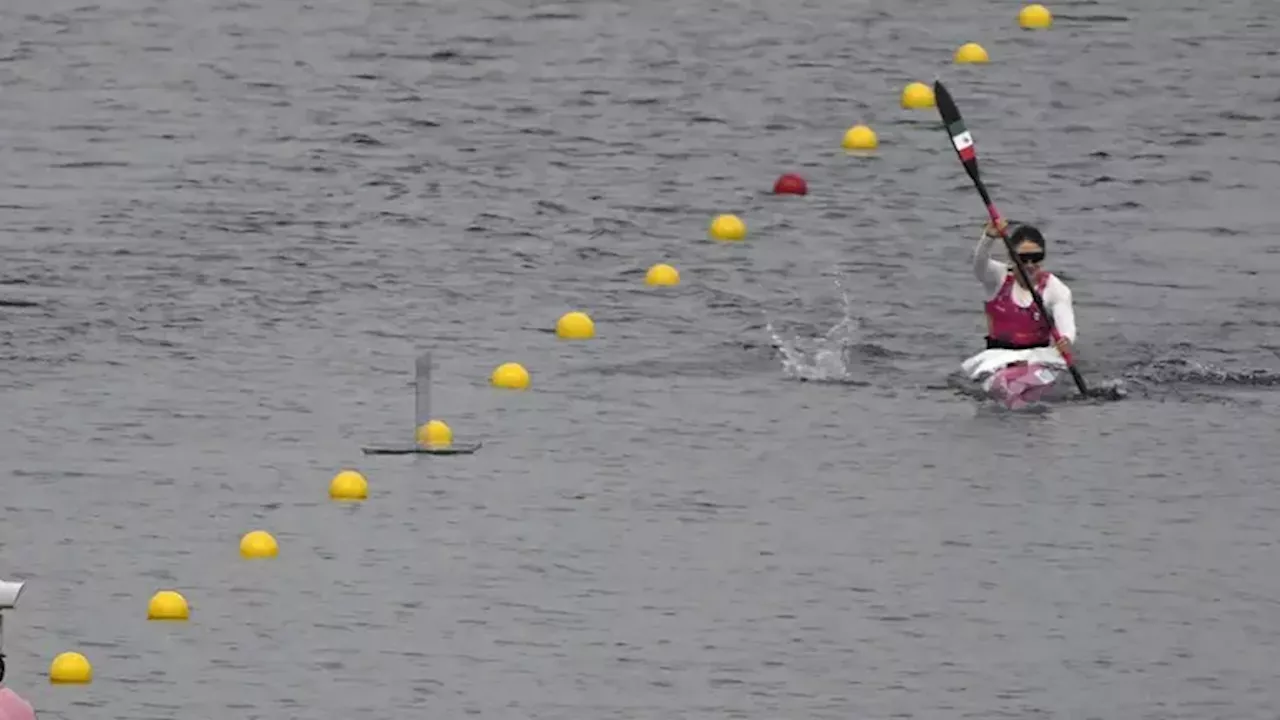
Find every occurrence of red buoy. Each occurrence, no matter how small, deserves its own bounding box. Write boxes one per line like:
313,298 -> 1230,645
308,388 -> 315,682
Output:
773,173 -> 807,195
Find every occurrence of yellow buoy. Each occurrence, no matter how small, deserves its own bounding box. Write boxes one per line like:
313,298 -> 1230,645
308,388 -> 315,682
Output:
708,214 -> 746,241
1019,3 -> 1052,29
147,590 -> 189,621
901,82 -> 935,109
954,42 -> 990,64
239,530 -> 279,559
842,124 -> 879,150
49,651 -> 92,684
415,419 -> 452,448
645,263 -> 679,286
491,362 -> 530,390
328,469 -> 368,501
556,311 -> 595,340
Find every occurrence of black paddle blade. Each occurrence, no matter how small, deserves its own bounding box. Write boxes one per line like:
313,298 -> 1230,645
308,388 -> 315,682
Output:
934,80 -> 961,126
934,81 -> 981,180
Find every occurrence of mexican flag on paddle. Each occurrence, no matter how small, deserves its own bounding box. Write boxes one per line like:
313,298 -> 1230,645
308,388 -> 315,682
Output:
933,79 -> 1089,396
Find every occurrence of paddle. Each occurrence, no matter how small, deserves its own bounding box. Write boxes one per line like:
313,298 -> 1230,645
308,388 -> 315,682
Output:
933,79 -> 1088,397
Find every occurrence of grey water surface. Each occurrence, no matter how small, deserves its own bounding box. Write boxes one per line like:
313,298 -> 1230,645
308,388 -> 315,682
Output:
3,0 -> 1280,718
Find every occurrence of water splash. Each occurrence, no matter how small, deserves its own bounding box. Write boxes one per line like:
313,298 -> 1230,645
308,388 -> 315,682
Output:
1123,356 -> 1280,387
765,279 -> 869,384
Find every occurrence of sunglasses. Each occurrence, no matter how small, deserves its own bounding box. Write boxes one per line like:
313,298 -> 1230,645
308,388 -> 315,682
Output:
1017,252 -> 1045,264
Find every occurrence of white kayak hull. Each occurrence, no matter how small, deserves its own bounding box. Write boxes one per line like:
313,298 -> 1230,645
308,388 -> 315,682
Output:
961,348 -> 1066,409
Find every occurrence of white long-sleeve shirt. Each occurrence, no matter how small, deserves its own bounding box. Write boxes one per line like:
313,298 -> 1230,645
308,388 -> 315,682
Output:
973,230 -> 1077,343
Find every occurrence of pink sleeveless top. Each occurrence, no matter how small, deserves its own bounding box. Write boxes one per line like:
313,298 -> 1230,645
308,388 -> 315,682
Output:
984,271 -> 1052,348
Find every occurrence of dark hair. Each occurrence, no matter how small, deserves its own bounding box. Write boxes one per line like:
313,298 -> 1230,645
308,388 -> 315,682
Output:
1010,224 -> 1046,253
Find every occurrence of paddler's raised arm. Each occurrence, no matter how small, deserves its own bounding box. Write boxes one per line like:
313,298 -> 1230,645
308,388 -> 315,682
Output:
973,224 -> 1006,294
1046,281 -> 1077,344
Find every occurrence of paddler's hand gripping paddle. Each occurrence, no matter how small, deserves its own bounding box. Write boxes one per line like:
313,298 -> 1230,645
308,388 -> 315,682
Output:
933,80 -> 1089,397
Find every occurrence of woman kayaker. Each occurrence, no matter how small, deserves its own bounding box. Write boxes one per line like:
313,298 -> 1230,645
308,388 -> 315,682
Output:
974,218 -> 1076,356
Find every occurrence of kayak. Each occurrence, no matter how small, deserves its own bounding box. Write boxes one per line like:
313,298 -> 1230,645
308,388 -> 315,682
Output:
961,347 -> 1066,410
